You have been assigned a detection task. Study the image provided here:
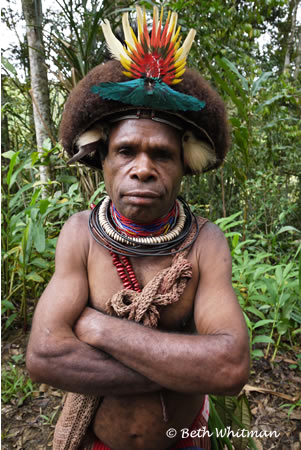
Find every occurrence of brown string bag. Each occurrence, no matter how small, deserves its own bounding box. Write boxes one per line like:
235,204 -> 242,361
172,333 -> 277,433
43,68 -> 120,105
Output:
53,217 -> 208,450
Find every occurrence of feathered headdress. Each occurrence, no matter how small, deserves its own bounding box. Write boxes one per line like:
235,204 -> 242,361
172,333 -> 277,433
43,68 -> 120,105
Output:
59,7 -> 231,174
91,6 -> 205,112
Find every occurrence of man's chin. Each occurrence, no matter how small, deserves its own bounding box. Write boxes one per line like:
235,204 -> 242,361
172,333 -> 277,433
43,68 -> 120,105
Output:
119,201 -> 165,224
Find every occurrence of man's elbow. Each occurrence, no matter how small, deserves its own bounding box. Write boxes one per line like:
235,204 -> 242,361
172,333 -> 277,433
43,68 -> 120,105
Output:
26,349 -> 48,383
224,353 -> 250,396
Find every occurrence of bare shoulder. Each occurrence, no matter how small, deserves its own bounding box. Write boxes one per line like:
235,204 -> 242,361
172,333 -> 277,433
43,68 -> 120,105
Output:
196,219 -> 229,253
191,218 -> 232,277
61,210 -> 90,233
55,210 -> 91,267
58,210 -> 90,239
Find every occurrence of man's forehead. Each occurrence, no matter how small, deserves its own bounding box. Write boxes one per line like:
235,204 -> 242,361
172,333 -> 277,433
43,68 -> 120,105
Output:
109,118 -> 182,145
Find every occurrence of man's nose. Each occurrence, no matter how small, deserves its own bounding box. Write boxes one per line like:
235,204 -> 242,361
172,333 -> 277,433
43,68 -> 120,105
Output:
130,154 -> 156,182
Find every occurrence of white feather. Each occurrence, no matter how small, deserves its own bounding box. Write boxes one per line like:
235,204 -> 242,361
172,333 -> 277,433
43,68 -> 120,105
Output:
168,12 -> 178,38
136,6 -> 144,42
101,19 -> 128,61
122,13 -> 135,49
177,29 -> 196,61
182,131 -> 216,172
77,126 -> 106,148
153,6 -> 159,35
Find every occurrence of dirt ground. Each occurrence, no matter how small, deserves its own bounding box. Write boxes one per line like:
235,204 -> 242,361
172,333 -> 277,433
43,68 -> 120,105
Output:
1,329 -> 301,450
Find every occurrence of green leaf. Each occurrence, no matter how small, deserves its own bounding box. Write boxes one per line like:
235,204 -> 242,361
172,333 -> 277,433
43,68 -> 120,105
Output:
8,182 -> 35,209
253,319 -> 274,329
6,151 -> 20,188
33,224 -> 46,253
21,221 -> 32,265
31,257 -> 49,269
30,189 -> 42,206
57,175 -> 78,184
220,57 -> 249,91
232,395 -> 251,450
243,312 -> 252,329
252,335 -> 274,344
245,306 -> 265,320
5,313 -> 17,329
252,349 -> 264,358
88,182 -> 106,205
215,395 -> 236,428
207,62 -> 248,122
251,72 -> 272,96
275,266 -> 283,286
276,225 -> 300,235
39,199 -> 50,214
1,299 -> 15,312
26,272 -> 44,282
256,94 -> 284,112
1,56 -> 18,76
277,320 -> 289,336
2,150 -> 17,160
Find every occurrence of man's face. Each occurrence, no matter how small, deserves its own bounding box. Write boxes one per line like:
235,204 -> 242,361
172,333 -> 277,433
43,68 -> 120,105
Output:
103,119 -> 184,223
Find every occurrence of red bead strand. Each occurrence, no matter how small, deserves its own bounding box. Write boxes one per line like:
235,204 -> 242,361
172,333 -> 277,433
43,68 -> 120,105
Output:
120,255 -> 141,292
110,251 -> 140,292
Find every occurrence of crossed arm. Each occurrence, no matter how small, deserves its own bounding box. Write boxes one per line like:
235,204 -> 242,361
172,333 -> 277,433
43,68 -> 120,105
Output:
26,213 -> 159,396
26,212 -> 250,396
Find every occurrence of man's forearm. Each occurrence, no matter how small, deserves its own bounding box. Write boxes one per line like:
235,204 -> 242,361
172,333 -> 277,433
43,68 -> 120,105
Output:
75,308 -> 249,395
26,332 -> 160,396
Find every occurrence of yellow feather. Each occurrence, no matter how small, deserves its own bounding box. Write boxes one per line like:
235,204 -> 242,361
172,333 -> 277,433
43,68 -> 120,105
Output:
177,29 -> 196,61
174,59 -> 186,70
170,78 -> 182,84
120,54 -> 131,70
160,7 -> 164,23
173,39 -> 182,53
166,10 -> 171,24
122,13 -> 136,49
168,12 -> 177,37
153,6 -> 159,34
122,71 -> 134,78
124,46 -> 133,58
175,47 -> 183,60
172,26 -> 181,43
175,67 -> 186,78
101,19 -> 127,61
130,28 -> 138,46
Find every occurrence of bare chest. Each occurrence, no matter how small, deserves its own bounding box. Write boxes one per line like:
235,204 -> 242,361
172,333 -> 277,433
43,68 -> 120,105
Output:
86,241 -> 199,331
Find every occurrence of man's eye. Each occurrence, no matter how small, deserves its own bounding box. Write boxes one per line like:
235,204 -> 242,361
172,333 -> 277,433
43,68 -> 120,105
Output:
155,150 -> 172,160
118,148 -> 133,156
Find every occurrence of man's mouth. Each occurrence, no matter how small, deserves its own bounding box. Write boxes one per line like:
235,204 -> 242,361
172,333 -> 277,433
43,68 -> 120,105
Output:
124,190 -> 160,199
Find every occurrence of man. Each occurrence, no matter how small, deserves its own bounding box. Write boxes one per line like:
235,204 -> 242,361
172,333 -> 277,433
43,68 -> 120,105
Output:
26,6 -> 249,450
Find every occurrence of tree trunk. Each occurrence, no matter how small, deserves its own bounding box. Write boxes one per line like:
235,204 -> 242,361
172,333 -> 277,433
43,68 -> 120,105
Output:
283,0 -> 299,73
294,27 -> 301,79
22,0 -> 53,189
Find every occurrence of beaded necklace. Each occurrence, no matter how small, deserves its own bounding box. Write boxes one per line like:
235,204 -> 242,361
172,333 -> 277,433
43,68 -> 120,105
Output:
110,202 -> 178,238
89,196 -> 198,258
89,196 -> 197,292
